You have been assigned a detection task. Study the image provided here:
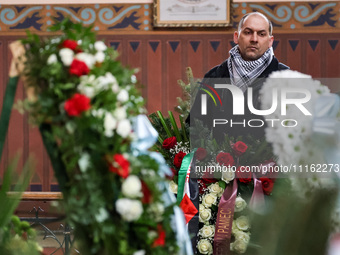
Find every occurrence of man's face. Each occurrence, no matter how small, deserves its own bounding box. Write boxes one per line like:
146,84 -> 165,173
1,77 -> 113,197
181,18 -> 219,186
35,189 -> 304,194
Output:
233,14 -> 274,61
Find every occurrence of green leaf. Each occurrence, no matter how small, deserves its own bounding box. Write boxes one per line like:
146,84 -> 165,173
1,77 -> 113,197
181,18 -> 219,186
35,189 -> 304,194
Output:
168,111 -> 182,142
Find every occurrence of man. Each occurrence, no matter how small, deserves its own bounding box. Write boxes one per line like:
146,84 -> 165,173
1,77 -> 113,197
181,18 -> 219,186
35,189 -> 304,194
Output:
189,12 -> 289,140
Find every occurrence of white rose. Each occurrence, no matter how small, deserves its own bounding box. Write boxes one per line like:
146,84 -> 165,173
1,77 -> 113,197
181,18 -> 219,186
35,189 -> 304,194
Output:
122,175 -> 142,198
199,206 -> 212,223
234,231 -> 250,243
95,51 -> 105,63
222,170 -> 235,184
230,239 -> 248,254
116,119 -> 131,138
202,193 -> 217,208
91,109 -> 105,118
169,180 -> 178,194
234,196 -> 247,212
94,41 -> 107,51
115,198 -> 143,222
117,89 -> 129,102
235,216 -> 250,231
232,221 -> 239,234
75,52 -> 96,68
114,107 -> 127,120
47,54 -> 57,65
104,112 -> 117,137
199,225 -> 215,238
207,182 -> 224,197
59,48 -> 74,66
197,239 -> 213,255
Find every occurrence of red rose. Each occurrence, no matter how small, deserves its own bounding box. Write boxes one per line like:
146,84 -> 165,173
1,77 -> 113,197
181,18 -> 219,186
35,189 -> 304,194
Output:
69,59 -> 90,76
173,151 -> 186,168
233,141 -> 248,157
64,93 -> 91,116
153,225 -> 166,247
236,166 -> 252,184
260,177 -> 274,195
216,152 -> 234,167
109,154 -> 130,178
162,136 -> 177,149
61,39 -> 78,51
141,181 -> 152,204
196,147 -> 207,161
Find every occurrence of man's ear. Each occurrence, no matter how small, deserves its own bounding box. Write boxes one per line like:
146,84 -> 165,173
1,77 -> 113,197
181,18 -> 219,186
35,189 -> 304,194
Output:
269,35 -> 274,48
233,31 -> 239,44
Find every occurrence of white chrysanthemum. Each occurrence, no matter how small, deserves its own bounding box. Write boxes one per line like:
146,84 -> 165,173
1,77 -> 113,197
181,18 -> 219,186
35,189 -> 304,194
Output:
75,52 -> 96,68
115,198 -> 143,222
104,112 -> 117,137
261,70 -> 330,166
47,54 -> 57,65
94,41 -> 107,51
59,48 -> 74,66
116,119 -> 131,138
122,175 -> 142,198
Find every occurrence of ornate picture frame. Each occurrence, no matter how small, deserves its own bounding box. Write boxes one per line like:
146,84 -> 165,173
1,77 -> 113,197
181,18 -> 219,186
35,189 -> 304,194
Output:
153,0 -> 232,27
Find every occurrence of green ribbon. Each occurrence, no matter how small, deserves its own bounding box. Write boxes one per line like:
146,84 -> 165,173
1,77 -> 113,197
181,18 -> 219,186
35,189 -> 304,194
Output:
177,150 -> 196,204
0,76 -> 19,160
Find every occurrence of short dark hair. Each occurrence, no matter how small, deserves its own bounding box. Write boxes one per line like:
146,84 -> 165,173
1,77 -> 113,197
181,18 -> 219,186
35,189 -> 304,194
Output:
238,12 -> 273,36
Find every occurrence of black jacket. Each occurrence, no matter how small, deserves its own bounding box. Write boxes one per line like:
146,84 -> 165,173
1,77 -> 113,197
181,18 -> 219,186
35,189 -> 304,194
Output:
188,56 -> 289,141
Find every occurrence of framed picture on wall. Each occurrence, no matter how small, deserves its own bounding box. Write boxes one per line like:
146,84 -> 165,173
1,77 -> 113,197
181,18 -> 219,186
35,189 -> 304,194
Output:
153,0 -> 232,27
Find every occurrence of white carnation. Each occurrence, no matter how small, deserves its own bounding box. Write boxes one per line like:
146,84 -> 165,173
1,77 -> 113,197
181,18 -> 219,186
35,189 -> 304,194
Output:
116,119 -> 131,138
47,54 -> 57,65
104,112 -> 117,137
122,175 -> 142,198
59,48 -> 74,66
94,41 -> 107,51
115,198 -> 143,222
117,89 -> 129,102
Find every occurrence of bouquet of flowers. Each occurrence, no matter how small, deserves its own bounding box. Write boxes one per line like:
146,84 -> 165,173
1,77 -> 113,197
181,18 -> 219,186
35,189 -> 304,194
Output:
17,19 -> 179,255
149,111 -> 190,194
192,132 -> 276,255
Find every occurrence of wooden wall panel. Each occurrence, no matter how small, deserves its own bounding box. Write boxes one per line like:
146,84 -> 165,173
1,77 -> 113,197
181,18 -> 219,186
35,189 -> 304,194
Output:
306,39 -> 321,77
187,40 -> 204,80
207,40 -> 224,75
325,38 -> 340,78
166,40 -> 182,114
0,40 -> 5,175
286,38 -> 302,73
146,40 -> 162,114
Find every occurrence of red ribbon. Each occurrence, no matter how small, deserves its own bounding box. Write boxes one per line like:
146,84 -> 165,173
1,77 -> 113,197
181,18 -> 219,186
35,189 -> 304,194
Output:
213,178 -> 238,255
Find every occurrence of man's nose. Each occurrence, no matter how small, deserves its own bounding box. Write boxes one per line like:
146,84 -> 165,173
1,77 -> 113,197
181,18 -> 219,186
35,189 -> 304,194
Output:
251,33 -> 258,42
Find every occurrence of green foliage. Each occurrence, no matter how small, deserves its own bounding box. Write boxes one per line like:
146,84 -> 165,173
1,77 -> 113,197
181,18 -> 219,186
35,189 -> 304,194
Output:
0,156 -> 41,255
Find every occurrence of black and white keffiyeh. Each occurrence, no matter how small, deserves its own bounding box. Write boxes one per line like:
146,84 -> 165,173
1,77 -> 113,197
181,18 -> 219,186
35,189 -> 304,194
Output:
227,46 -> 273,92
